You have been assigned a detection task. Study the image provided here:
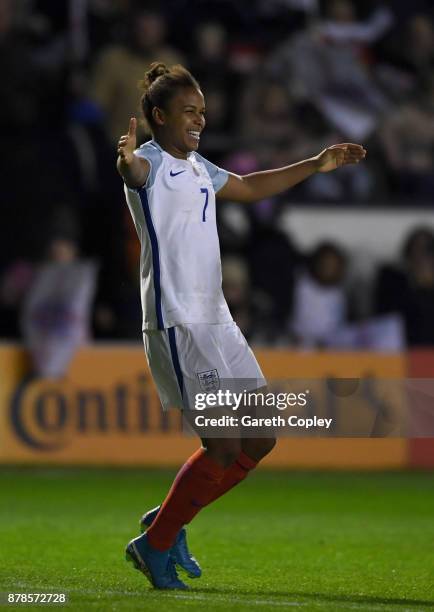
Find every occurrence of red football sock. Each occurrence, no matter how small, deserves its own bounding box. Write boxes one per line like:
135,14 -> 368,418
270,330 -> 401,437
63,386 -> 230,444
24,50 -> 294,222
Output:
146,448 -> 225,551
206,450 -> 258,503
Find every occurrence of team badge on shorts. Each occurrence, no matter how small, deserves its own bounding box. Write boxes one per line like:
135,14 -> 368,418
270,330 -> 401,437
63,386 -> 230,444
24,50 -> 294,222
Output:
197,369 -> 220,392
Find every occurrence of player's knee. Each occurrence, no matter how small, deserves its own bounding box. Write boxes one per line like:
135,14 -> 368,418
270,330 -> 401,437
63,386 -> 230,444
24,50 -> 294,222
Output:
219,439 -> 242,466
203,439 -> 241,468
243,437 -> 276,461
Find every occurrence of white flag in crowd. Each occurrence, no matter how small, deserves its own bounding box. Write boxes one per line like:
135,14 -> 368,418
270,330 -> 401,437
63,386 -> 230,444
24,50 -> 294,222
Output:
22,261 -> 97,377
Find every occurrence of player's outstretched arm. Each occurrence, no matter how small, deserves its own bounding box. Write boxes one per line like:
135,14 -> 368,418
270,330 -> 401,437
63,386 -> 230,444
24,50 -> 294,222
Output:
116,117 -> 150,188
217,143 -> 366,203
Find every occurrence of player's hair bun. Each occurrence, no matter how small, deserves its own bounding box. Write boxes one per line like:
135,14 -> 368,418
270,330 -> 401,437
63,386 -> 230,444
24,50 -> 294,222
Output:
142,62 -> 170,90
139,62 -> 200,132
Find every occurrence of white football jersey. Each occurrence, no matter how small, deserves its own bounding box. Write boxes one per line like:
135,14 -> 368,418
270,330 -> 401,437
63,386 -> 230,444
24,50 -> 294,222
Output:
124,139 -> 233,330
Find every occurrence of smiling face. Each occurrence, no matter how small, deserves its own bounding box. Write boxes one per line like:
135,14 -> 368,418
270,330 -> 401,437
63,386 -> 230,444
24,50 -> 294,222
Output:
152,87 -> 206,158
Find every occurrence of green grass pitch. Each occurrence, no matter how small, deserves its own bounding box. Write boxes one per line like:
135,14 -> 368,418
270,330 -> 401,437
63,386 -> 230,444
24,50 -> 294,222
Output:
1,467 -> 434,611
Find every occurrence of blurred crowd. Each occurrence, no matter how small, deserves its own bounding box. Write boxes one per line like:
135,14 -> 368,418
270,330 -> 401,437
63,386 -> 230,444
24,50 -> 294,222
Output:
2,0 -> 434,350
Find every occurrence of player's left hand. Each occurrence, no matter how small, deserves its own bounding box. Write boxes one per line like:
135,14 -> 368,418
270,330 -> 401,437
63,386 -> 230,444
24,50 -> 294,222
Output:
314,143 -> 366,173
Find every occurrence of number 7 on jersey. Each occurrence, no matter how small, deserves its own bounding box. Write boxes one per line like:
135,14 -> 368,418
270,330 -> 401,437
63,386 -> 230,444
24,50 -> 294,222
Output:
200,188 -> 209,222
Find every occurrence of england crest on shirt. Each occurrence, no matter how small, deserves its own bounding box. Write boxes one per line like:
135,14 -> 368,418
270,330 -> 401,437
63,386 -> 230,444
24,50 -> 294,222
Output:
197,369 -> 220,392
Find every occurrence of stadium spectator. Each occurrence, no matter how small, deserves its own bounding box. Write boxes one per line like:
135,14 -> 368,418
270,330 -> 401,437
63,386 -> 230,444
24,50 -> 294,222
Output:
247,211 -> 299,344
290,242 -> 348,347
374,227 -> 434,346
239,79 -> 305,165
21,232 -> 97,378
87,0 -> 132,58
190,21 -> 231,89
91,5 -> 184,143
380,14 -> 434,88
379,80 -> 434,199
0,0 -> 42,130
403,14 -> 434,81
270,0 -> 392,141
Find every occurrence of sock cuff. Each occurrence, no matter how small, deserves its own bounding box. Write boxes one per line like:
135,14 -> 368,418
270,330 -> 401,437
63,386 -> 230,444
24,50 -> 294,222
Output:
236,451 -> 258,471
193,451 -> 226,481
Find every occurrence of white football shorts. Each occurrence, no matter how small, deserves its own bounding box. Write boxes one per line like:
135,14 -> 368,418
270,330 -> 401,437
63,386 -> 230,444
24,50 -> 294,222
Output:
143,322 -> 266,411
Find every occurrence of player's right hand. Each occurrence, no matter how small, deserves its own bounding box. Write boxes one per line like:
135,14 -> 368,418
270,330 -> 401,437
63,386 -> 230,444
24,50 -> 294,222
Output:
117,117 -> 137,165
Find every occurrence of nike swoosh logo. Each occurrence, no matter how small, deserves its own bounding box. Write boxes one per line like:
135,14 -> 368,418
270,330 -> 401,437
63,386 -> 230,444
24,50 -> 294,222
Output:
170,170 -> 186,177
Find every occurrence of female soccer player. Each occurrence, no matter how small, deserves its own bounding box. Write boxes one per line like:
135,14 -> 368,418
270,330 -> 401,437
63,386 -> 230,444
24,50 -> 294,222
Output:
117,62 -> 366,589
